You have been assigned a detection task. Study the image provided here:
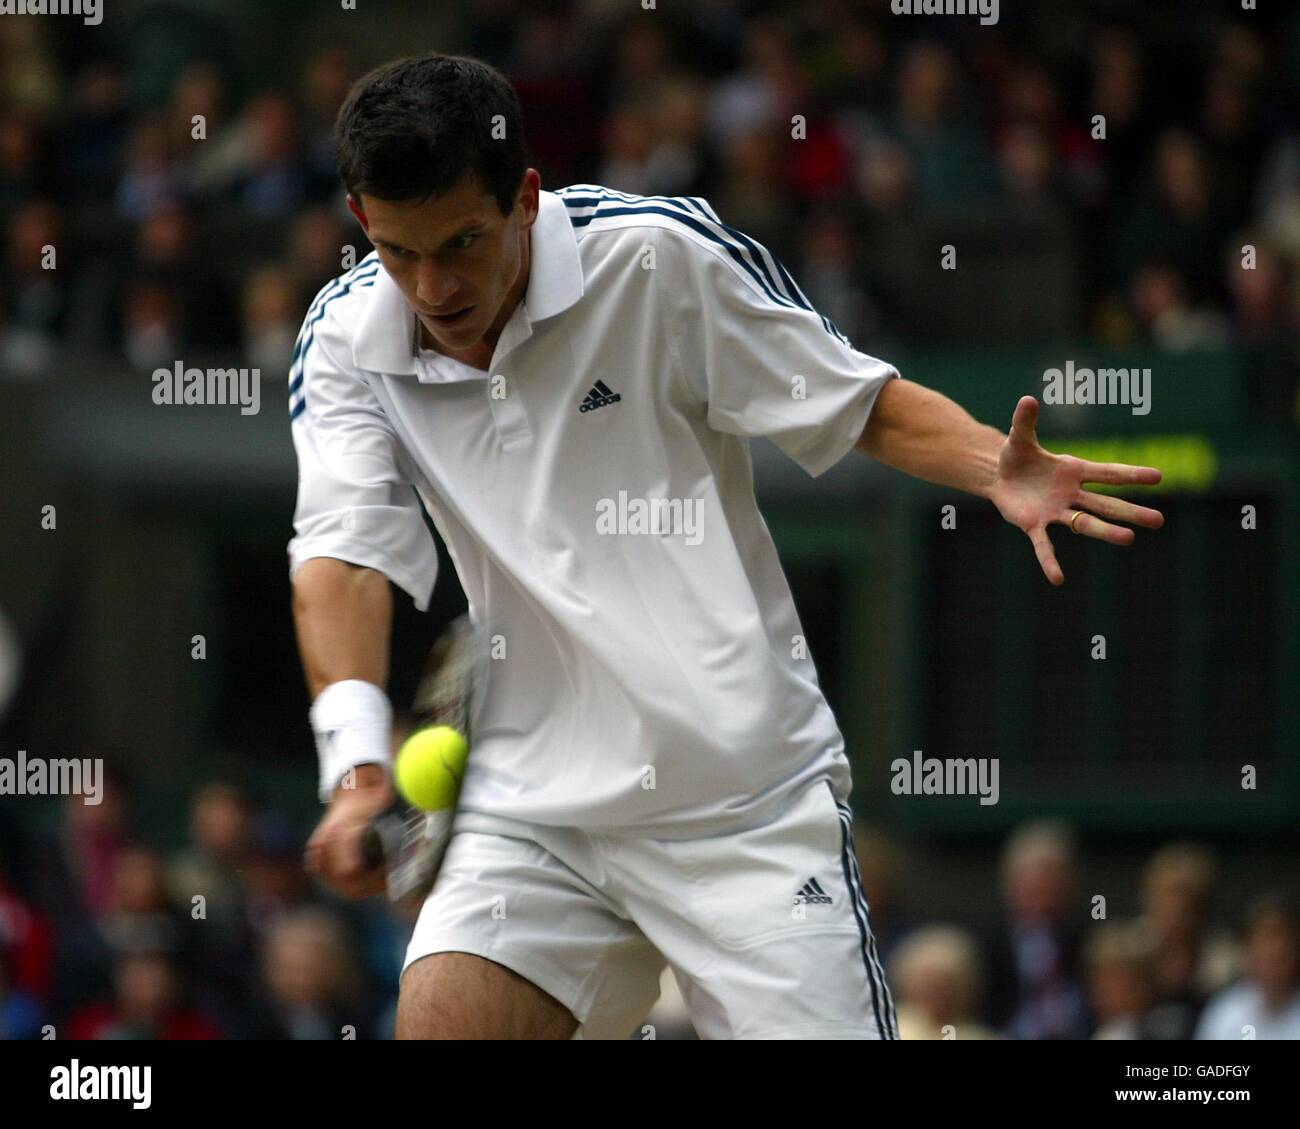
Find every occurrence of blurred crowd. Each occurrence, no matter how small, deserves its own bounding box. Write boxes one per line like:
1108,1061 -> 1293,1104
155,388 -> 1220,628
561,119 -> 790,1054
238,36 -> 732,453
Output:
0,1 -> 1297,421
870,823 -> 1300,1042
0,773 -> 407,1040
2,779 -> 1297,1040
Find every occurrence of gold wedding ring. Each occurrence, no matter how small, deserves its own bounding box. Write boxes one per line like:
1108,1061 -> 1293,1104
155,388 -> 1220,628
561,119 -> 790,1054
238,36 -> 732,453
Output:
1069,510 -> 1085,534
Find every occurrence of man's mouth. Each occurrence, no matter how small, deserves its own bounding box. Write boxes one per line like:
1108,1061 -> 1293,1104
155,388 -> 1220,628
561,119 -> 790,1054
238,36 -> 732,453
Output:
428,305 -> 474,326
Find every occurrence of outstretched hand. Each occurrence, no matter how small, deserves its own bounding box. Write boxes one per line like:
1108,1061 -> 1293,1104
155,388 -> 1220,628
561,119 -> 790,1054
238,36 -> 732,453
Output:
987,396 -> 1164,585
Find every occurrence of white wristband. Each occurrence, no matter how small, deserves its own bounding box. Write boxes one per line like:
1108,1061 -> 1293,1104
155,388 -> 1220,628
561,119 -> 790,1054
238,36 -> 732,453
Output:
310,679 -> 392,802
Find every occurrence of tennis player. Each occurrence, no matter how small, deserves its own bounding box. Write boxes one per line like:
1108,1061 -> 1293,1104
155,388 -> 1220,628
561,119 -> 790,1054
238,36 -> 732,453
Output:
291,54 -> 1163,1039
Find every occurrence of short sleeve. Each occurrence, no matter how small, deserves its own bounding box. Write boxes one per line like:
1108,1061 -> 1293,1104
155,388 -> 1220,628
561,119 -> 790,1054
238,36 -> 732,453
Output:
657,217 -> 899,477
287,299 -> 437,611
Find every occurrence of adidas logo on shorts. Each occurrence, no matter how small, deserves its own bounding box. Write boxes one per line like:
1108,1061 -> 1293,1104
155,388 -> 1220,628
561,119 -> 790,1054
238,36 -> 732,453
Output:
792,877 -> 833,906
579,380 -> 622,413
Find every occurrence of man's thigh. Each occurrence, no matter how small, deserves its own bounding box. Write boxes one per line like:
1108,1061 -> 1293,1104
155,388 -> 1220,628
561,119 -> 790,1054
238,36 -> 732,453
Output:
396,951 -> 577,1039
399,828 -> 665,1040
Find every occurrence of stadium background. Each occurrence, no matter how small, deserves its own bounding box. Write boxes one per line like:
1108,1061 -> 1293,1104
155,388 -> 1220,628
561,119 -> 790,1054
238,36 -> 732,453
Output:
0,0 -> 1297,1040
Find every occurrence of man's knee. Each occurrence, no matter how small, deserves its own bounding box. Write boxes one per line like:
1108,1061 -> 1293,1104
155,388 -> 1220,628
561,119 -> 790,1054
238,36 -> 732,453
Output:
395,951 -> 578,1039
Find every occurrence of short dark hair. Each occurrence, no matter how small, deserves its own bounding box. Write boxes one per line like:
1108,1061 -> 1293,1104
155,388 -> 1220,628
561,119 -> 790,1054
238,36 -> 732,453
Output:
334,53 -> 528,215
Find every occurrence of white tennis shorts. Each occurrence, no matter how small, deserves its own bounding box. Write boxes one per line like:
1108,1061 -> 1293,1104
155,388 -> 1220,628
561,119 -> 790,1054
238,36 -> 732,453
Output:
402,775 -> 899,1040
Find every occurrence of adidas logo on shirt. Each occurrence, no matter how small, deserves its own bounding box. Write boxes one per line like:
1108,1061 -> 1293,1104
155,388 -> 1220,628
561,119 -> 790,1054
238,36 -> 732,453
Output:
792,877 -> 833,906
578,380 -> 622,413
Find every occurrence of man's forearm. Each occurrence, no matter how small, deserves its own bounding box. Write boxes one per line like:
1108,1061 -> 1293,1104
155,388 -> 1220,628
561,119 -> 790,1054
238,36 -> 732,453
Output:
856,377 -> 1004,498
291,557 -> 392,701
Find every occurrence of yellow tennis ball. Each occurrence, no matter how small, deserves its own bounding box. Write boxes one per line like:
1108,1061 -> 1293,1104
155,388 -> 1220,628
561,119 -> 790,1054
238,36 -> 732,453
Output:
394,725 -> 469,811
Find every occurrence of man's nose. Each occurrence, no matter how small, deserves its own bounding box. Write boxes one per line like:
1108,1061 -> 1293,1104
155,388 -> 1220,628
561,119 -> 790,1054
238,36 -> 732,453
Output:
414,258 -> 459,307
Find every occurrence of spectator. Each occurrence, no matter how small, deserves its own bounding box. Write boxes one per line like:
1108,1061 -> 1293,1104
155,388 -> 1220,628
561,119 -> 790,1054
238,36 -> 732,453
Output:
0,869 -> 52,1006
2,199 -> 69,376
241,264 -> 303,375
66,949 -> 220,1040
62,62 -> 131,203
1139,843 -> 1239,1038
711,126 -> 796,262
288,206 -> 353,302
176,62 -> 252,199
299,47 -> 356,195
114,115 -> 184,223
1109,130 -> 1232,309
167,782 -> 251,916
1226,238 -> 1294,343
1085,921 -> 1160,1039
120,278 -> 185,371
0,112 -> 50,210
1196,895 -> 1300,1040
1200,60 -> 1269,225
0,950 -> 43,1040
795,200 -> 899,345
99,847 -> 183,958
506,10 -> 602,187
892,926 -> 999,1040
855,138 -> 913,220
997,122 -> 1061,212
241,812 -> 318,942
891,42 -> 998,215
223,94 -> 317,219
598,104 -> 658,197
1088,28 -> 1153,201
256,908 -> 366,1039
985,821 -> 1088,1039
604,17 -> 678,112
126,200 -> 240,351
1223,236 -> 1300,423
1128,262 -> 1230,352
705,17 -> 797,150
170,784 -> 261,1038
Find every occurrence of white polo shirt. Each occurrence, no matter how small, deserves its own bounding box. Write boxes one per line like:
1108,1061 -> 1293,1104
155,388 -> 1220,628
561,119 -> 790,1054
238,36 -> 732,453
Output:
288,185 -> 898,837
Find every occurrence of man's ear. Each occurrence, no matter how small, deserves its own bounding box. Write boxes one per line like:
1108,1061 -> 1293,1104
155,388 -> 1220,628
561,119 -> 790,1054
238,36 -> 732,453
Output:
346,195 -> 369,232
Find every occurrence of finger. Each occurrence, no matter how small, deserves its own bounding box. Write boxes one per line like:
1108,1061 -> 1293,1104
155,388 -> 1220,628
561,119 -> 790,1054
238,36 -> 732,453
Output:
1079,460 -> 1162,487
1010,395 -> 1038,440
304,833 -> 324,874
1074,490 -> 1164,529
1061,509 -> 1135,545
340,823 -> 367,878
1029,524 -> 1064,586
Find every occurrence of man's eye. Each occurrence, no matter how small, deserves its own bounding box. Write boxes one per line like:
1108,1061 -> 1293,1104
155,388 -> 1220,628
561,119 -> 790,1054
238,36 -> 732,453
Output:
454,234 -> 478,250
386,246 -> 413,257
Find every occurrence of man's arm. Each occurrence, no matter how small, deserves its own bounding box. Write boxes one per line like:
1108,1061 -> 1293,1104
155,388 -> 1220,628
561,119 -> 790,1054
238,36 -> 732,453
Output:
856,379 -> 1164,585
854,377 -> 1002,498
292,557 -> 392,701
294,558 -> 396,898
286,278 -> 440,898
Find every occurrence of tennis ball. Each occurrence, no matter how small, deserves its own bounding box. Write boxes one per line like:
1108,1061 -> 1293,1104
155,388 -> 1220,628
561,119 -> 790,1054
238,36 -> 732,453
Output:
393,725 -> 469,811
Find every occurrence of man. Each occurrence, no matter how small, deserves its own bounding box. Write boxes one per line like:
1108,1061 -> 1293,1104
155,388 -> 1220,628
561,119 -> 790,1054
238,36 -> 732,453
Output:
291,54 -> 1163,1040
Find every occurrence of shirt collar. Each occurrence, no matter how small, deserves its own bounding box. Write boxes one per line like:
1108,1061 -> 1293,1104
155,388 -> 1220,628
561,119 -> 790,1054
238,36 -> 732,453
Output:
351,188 -> 584,377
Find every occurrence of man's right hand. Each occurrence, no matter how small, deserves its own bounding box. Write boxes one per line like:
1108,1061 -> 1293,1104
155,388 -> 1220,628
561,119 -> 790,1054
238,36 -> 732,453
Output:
304,763 -> 393,899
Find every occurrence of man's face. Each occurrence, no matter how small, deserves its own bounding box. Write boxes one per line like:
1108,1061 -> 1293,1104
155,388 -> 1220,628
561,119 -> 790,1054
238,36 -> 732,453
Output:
349,169 -> 539,354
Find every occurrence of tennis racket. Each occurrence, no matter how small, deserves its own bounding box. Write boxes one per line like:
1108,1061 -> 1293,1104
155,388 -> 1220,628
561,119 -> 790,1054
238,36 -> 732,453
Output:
361,613 -> 489,903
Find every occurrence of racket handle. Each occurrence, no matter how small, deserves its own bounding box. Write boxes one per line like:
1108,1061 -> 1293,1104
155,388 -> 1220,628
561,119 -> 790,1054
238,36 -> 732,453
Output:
360,821 -> 385,868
